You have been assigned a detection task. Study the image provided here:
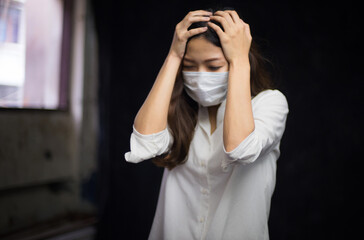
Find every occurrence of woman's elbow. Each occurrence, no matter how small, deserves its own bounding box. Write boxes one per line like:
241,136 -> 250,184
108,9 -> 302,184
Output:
224,127 -> 255,152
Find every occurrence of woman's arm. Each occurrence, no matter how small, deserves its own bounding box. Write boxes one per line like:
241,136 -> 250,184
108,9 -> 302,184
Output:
224,59 -> 254,152
134,10 -> 212,135
208,10 -> 254,152
133,53 -> 181,135
221,89 -> 289,169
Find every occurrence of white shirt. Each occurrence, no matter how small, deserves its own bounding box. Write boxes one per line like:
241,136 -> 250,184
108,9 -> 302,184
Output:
124,89 -> 289,240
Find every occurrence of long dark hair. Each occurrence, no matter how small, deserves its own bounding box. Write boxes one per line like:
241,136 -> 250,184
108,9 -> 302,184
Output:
152,7 -> 275,170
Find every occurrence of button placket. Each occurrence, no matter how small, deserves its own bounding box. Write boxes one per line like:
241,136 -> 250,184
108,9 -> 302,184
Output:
199,161 -> 210,238
200,160 -> 206,168
195,109 -> 213,239
200,188 -> 209,195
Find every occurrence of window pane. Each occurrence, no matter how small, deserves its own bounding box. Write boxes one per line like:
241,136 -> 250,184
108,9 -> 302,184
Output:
0,0 -> 66,109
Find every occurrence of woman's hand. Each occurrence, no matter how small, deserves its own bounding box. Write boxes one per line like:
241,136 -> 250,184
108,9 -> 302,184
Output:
208,10 -> 252,65
168,10 -> 212,59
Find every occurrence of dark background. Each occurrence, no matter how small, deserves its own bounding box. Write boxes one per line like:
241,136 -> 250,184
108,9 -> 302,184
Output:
91,0 -> 361,239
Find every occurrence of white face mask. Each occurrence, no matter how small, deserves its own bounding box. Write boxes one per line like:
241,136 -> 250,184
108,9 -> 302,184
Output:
182,71 -> 229,107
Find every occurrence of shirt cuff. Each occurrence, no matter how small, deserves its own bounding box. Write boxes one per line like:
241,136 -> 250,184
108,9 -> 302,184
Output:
124,126 -> 172,163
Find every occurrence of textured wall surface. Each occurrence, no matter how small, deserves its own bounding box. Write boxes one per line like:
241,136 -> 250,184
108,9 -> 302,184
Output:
0,0 -> 98,235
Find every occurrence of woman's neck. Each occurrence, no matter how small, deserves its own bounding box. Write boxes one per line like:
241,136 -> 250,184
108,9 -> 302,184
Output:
207,104 -> 221,135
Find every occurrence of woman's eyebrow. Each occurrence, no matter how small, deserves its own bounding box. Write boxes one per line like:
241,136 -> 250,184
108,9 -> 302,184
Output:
183,57 -> 222,62
204,57 -> 222,62
183,58 -> 195,62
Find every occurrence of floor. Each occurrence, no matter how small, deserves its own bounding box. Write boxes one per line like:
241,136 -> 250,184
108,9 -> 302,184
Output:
46,226 -> 96,240
1,216 -> 97,240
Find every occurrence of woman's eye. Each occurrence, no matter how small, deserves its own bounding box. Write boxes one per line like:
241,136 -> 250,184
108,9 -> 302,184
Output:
209,66 -> 222,70
183,66 -> 194,69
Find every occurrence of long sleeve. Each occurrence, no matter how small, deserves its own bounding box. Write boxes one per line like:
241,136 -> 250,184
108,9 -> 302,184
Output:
124,125 -> 174,163
221,89 -> 289,170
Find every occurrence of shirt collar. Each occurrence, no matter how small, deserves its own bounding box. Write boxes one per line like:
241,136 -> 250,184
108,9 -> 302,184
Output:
196,94 -> 256,136
197,98 -> 227,135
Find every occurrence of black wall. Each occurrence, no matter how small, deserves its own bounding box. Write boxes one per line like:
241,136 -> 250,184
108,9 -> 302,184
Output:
91,0 -> 361,239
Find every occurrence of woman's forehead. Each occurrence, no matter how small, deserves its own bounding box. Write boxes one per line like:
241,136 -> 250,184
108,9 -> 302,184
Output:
184,38 -> 225,62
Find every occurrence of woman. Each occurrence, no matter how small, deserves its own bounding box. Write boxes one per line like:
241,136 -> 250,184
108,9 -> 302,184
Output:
124,6 -> 289,240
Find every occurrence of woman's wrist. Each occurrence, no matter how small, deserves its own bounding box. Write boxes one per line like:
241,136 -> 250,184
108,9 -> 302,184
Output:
164,52 -> 183,76
228,57 -> 251,85
167,50 -> 184,62
229,56 -> 250,69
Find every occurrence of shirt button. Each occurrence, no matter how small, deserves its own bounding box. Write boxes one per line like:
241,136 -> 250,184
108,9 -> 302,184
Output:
199,217 -> 205,223
201,188 -> 209,195
200,161 -> 206,167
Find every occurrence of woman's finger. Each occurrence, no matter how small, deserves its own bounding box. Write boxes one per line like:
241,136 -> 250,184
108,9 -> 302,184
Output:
224,10 -> 241,24
240,18 -> 248,25
213,10 -> 234,27
245,23 -> 252,37
181,15 -> 210,29
207,21 -> 225,38
186,16 -> 211,24
209,15 -> 230,33
186,26 -> 208,38
187,10 -> 212,17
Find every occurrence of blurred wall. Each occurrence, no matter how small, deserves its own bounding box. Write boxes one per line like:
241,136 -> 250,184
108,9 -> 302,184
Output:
0,0 -> 98,235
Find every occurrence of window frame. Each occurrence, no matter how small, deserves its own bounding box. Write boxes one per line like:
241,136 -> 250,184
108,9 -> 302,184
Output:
0,0 -> 73,112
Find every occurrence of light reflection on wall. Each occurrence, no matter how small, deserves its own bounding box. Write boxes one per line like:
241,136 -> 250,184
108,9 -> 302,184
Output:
0,0 -> 26,107
0,0 -> 64,109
